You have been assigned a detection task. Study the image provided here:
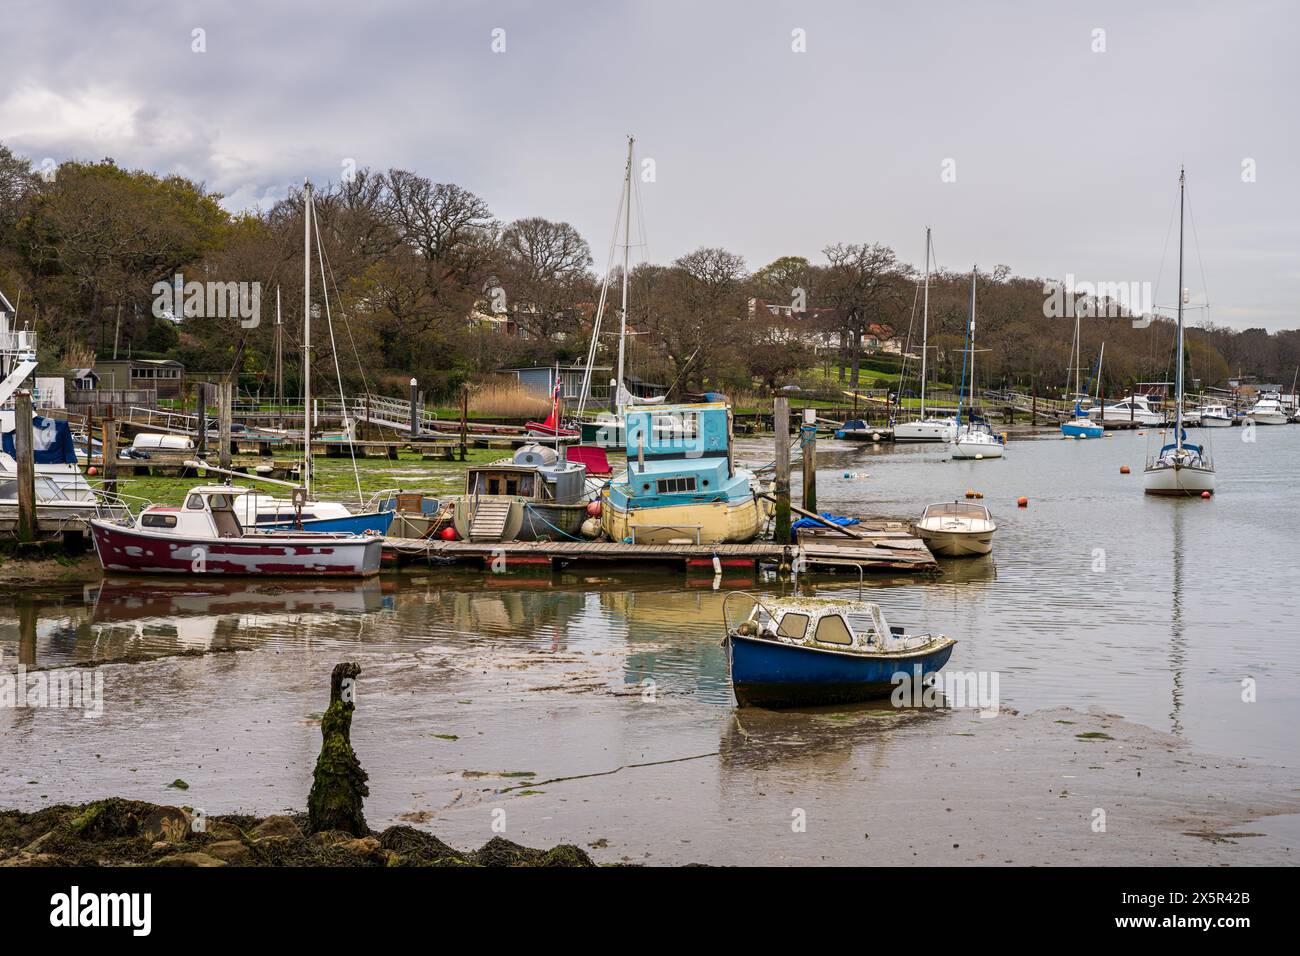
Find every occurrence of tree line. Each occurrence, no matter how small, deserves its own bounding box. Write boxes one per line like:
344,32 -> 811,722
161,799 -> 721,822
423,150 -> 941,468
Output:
2,142 -> 1297,404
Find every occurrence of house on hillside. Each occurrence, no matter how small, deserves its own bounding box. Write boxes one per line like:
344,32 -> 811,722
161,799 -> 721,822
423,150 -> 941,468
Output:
746,299 -> 902,355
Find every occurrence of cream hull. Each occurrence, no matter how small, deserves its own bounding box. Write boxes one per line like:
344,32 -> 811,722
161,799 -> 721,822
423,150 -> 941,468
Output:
914,518 -> 996,557
1200,416 -> 1233,427
1247,413 -> 1287,425
1143,463 -> 1216,495
601,497 -> 765,544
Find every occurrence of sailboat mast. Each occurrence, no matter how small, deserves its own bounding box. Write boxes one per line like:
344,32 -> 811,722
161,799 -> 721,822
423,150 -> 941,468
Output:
1175,168 -> 1185,451
275,286 -> 284,430
616,135 -> 633,413
968,268 -> 978,421
302,181 -> 313,495
920,228 -> 930,418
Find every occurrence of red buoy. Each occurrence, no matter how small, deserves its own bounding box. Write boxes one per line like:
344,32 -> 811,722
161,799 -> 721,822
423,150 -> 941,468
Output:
1120,465 -> 1130,474
1201,491 -> 1212,499
586,500 -> 602,517
439,526 -> 458,541
1017,496 -> 1028,507
87,466 -> 98,476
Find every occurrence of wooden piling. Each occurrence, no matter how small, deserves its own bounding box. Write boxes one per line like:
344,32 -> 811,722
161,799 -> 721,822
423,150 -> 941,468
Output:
800,408 -> 817,514
102,407 -> 118,494
218,381 -> 233,469
13,391 -> 35,542
194,382 -> 207,458
459,385 -> 468,462
773,396 -> 792,543
409,377 -> 419,438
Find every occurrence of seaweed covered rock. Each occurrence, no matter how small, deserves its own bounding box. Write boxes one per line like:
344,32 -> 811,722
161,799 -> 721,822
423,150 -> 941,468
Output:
538,844 -> 595,867
307,662 -> 369,836
378,825 -> 465,865
474,836 -> 544,867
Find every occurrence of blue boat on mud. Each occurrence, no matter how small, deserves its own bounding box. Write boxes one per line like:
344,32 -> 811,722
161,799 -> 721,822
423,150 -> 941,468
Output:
722,593 -> 956,708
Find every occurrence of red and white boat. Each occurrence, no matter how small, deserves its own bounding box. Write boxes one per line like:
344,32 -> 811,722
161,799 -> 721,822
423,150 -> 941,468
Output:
525,380 -> 580,439
89,485 -> 383,577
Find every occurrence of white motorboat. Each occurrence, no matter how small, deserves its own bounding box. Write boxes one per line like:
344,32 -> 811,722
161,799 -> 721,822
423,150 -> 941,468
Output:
1245,398 -> 1288,425
1198,404 -> 1233,427
914,501 -> 997,557
1098,394 -> 1164,426
1144,169 -> 1215,497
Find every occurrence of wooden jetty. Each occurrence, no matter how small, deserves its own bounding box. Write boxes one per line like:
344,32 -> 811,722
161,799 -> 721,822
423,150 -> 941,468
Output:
382,524 -> 938,574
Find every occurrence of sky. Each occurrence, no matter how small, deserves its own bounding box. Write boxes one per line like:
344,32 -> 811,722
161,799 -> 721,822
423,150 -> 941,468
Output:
3,0 -> 1297,330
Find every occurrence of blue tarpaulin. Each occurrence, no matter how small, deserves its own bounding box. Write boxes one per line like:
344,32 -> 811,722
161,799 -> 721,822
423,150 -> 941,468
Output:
2,416 -> 77,464
790,512 -> 861,535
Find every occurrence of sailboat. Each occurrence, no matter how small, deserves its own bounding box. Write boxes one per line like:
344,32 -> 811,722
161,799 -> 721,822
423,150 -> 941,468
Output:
1061,315 -> 1104,439
951,268 -> 1005,460
222,182 -> 393,533
574,136 -> 666,449
1143,168 -> 1215,496
894,228 -> 958,442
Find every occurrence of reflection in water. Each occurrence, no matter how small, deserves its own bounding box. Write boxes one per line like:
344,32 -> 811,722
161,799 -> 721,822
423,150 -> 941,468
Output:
1169,507 -> 1186,737
2,425 -> 1298,768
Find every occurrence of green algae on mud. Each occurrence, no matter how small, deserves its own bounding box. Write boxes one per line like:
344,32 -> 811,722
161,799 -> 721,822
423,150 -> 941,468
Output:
0,799 -> 595,867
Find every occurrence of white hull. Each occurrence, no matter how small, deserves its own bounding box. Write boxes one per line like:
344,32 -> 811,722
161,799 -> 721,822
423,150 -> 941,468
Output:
951,439 -> 1004,460
1199,416 -> 1233,428
1143,463 -> 1216,495
1247,413 -> 1287,425
893,419 -> 956,443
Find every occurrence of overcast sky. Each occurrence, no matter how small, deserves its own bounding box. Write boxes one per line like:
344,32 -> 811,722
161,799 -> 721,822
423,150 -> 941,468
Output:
3,0 -> 1296,330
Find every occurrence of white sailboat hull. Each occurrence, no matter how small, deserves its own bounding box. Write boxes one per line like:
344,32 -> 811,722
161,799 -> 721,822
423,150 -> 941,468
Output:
1143,463 -> 1216,495
894,419 -> 957,442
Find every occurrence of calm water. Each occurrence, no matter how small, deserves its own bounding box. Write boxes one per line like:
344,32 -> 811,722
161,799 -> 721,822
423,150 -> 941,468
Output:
2,424 -> 1298,863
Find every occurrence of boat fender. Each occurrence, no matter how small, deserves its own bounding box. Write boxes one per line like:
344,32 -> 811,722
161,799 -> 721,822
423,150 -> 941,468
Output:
736,621 -> 758,637
712,554 -> 722,575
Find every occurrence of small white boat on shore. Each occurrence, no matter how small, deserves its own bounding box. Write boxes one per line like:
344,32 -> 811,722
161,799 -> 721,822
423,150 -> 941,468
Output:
914,501 -> 997,557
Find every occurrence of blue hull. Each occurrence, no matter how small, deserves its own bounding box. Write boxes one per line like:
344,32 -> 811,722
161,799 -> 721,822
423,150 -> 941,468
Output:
261,510 -> 394,535
1061,421 -> 1103,439
727,634 -> 954,708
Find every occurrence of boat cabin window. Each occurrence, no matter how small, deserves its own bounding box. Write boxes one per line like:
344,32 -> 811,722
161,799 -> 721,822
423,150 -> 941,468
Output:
142,513 -> 178,528
776,613 -> 810,640
185,494 -> 205,510
474,472 -> 534,497
655,476 -> 697,495
814,614 -> 854,646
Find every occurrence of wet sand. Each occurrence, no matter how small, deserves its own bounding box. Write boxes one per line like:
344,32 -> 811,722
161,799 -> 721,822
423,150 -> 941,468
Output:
3,645 -> 1295,865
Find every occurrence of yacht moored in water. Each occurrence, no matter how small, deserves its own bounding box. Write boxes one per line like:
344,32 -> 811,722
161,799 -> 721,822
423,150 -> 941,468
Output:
1245,397 -> 1288,425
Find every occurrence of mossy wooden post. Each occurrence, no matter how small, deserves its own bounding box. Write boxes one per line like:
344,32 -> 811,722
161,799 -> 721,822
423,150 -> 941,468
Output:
13,390 -> 35,542
308,662 -> 369,836
773,396 -> 791,543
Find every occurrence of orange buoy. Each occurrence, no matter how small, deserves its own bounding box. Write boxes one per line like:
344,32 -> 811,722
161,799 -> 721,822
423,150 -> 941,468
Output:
87,466 -> 98,476
965,489 -> 976,499
974,491 -> 984,499
1120,465 -> 1130,474
1017,496 -> 1028,507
